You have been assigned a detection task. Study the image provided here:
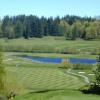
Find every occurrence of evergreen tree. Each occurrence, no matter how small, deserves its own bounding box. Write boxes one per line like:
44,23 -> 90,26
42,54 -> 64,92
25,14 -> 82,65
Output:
0,22 -> 3,38
47,17 -> 54,35
53,16 -> 60,36
14,21 -> 23,38
1,16 -> 10,37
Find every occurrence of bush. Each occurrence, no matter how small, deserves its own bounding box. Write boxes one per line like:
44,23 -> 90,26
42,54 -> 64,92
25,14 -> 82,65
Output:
59,59 -> 72,69
91,48 -> 100,55
81,54 -> 100,94
81,84 -> 100,94
93,54 -> 100,86
72,63 -> 94,70
60,47 -> 79,54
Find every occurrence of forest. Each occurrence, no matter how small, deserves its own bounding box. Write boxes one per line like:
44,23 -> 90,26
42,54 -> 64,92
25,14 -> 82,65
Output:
0,15 -> 100,40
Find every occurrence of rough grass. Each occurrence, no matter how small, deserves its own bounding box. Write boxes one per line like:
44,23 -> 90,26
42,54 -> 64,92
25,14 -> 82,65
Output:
6,52 -> 97,59
0,36 -> 100,54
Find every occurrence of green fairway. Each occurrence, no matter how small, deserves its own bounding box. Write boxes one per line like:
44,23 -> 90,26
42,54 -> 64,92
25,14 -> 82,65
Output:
4,55 -> 84,94
5,67 -> 84,93
2,53 -> 99,100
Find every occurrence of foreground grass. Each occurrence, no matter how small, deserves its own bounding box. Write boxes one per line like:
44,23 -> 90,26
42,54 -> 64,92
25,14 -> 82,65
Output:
2,52 -> 100,100
5,67 -> 84,93
3,54 -> 84,94
15,90 -> 100,100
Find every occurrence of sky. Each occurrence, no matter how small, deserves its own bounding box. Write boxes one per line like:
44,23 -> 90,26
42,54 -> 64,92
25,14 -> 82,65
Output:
0,0 -> 100,18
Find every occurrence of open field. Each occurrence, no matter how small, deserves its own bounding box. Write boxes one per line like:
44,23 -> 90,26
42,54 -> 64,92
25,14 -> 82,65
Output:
0,36 -> 100,54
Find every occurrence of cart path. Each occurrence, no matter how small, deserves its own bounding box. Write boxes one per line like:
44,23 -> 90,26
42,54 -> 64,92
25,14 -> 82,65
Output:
66,69 -> 90,84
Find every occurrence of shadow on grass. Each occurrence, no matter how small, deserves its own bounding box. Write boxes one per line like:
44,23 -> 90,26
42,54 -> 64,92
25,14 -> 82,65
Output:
29,88 -> 75,94
81,84 -> 100,95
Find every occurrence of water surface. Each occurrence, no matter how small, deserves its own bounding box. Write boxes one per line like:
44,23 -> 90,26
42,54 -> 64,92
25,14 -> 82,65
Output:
23,56 -> 97,64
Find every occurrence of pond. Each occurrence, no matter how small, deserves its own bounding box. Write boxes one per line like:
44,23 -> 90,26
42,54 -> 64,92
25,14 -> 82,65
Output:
22,56 -> 97,64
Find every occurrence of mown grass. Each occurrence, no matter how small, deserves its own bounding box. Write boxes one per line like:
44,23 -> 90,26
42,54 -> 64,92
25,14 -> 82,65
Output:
2,52 -> 100,100
3,54 -> 84,94
15,89 -> 100,100
5,67 -> 84,93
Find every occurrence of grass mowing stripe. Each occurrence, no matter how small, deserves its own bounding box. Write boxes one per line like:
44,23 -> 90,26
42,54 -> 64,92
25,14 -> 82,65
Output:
5,66 -> 84,94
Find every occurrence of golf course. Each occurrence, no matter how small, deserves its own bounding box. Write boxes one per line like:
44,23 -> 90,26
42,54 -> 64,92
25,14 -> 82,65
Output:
0,36 -> 99,100
0,0 -> 100,99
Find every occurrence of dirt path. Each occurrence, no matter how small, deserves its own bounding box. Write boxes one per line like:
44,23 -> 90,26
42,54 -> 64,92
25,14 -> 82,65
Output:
66,69 -> 90,84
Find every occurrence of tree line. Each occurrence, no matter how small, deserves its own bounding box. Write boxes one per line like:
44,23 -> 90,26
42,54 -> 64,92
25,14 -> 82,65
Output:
0,15 -> 100,40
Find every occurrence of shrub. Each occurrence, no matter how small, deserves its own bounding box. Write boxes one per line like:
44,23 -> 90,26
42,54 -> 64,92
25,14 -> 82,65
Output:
59,59 -> 72,69
81,84 -> 100,95
93,54 -> 100,86
72,63 -> 94,70
60,47 -> 79,54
